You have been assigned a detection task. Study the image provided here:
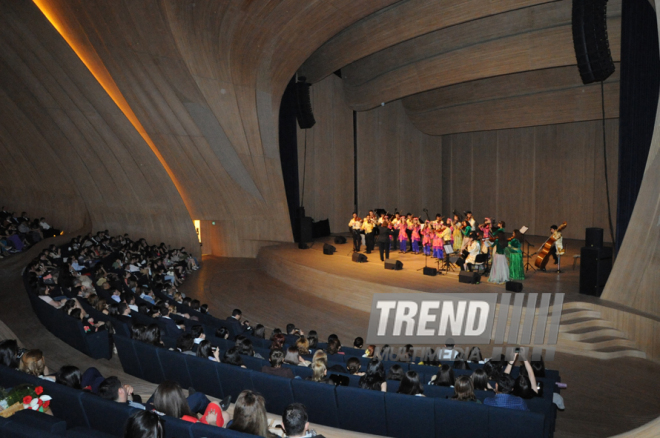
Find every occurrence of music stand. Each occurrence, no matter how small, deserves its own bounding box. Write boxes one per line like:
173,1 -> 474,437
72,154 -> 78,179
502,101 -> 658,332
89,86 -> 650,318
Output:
520,226 -> 536,272
442,244 -> 457,273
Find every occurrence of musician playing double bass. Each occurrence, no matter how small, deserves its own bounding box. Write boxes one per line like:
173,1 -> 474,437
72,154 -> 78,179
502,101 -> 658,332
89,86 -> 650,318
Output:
540,224 -> 565,271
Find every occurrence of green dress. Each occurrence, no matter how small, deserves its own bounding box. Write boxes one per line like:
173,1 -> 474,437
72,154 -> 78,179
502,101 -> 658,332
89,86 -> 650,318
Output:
505,238 -> 525,280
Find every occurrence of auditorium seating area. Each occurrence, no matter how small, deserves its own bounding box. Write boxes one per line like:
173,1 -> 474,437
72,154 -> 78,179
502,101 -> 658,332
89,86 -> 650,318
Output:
18,232 -> 561,438
0,209 -> 60,259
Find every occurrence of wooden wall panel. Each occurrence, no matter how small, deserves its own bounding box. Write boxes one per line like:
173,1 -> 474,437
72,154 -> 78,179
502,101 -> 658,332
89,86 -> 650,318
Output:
0,1 -> 199,250
13,0 -> 394,257
443,120 -> 619,241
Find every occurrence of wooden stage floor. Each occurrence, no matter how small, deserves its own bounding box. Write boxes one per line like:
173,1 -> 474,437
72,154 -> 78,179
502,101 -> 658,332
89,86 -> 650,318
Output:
1,235 -> 659,437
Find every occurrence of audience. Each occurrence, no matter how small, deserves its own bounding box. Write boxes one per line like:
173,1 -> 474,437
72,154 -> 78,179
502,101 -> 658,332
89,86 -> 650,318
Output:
483,374 -> 529,411
430,364 -> 455,387
261,349 -> 294,378
397,371 -> 425,396
152,380 -> 228,427
123,410 -> 163,438
452,376 -> 481,403
358,358 -> 387,392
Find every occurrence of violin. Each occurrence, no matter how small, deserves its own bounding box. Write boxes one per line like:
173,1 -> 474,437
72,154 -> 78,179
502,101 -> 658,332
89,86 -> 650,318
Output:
534,222 -> 567,269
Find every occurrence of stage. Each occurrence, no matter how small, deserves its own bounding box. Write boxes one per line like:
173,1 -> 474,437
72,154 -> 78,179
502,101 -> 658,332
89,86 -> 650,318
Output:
258,233 -> 584,314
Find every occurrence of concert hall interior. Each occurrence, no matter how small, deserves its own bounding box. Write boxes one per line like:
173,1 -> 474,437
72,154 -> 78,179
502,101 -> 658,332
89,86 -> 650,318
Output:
1,0 -> 660,438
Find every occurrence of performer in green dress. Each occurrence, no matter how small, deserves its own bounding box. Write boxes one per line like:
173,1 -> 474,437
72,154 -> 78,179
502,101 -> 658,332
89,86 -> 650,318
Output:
506,229 -> 525,281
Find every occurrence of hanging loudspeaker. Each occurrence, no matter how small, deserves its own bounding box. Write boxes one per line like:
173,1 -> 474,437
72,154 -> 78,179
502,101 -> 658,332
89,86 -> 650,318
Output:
295,77 -> 316,129
572,0 -> 616,84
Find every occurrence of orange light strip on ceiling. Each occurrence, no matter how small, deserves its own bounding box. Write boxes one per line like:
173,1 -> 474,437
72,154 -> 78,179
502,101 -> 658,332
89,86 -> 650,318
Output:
32,0 -> 192,214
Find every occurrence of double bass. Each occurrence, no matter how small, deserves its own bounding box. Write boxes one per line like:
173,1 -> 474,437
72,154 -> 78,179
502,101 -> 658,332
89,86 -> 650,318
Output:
534,222 -> 567,269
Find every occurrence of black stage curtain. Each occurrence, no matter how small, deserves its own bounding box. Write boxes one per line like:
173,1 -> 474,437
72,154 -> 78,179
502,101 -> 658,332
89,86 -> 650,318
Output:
279,76 -> 301,242
616,0 -> 660,249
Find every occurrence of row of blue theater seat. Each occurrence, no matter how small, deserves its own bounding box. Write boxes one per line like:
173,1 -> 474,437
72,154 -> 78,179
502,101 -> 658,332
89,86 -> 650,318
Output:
0,365 -> 257,438
115,335 -> 552,438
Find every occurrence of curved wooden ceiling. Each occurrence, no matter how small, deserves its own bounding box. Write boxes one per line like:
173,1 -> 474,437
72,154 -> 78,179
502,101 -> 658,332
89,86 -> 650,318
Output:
302,0 -> 622,133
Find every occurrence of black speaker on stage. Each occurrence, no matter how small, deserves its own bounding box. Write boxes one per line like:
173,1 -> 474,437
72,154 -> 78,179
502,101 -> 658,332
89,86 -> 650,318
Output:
585,227 -> 604,248
579,246 -> 613,296
323,243 -> 336,255
384,260 -> 403,271
459,271 -> 481,284
334,236 -> 347,244
423,267 -> 438,276
352,253 -> 367,263
298,243 -> 309,250
295,77 -> 316,129
572,0 -> 616,84
506,281 -> 524,293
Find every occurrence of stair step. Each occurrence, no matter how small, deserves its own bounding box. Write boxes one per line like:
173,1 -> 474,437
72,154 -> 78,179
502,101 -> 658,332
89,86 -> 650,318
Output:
559,328 -> 625,341
559,319 -> 616,332
560,310 -> 601,321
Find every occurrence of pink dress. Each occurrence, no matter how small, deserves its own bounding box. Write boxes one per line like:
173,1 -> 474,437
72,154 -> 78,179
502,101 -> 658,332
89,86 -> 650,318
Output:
422,228 -> 431,246
411,226 -> 421,242
398,222 -> 408,241
432,233 -> 443,248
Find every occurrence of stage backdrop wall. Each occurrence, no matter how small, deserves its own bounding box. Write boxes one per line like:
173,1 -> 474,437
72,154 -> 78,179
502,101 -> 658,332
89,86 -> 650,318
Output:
441,120 -> 619,241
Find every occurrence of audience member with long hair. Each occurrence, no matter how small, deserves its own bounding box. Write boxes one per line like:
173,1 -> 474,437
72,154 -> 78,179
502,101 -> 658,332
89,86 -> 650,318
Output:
152,381 -> 228,427
229,390 -> 278,437
358,358 -> 387,392
452,376 -> 481,403
397,371 -> 425,396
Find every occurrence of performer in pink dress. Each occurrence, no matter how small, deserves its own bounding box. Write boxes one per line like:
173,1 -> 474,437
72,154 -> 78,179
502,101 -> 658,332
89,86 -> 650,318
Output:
422,221 -> 432,256
398,220 -> 408,253
411,218 -> 421,254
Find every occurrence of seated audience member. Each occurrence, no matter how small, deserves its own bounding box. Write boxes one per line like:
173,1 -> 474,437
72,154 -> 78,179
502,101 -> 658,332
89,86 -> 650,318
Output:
285,347 -> 310,367
311,350 -> 327,366
386,364 -> 405,381
152,381 -> 229,427
124,410 -> 164,438
262,349 -> 294,379
509,355 -> 541,399
0,339 -> 21,368
158,304 -> 184,338
295,336 -> 310,356
229,390 -> 278,437
190,325 -> 205,345
358,358 -> 387,392
38,285 -> 65,309
252,324 -> 266,339
468,346 -> 485,364
176,334 -> 196,356
223,346 -> 247,368
471,368 -> 492,391
19,349 -> 54,381
353,337 -> 364,349
453,358 -> 471,370
363,345 -> 376,358
235,336 -> 263,359
306,361 -> 330,384
452,376 -> 482,403
55,365 -> 83,390
483,374 -> 529,411
98,376 -> 145,409
430,364 -> 455,387
226,308 -> 250,335
270,333 -> 286,351
281,403 -> 325,438
346,357 -> 364,376
215,327 -> 230,340
397,371 -> 425,396
143,324 -> 165,347
326,337 -> 342,355
196,340 -> 221,362
306,331 -> 318,350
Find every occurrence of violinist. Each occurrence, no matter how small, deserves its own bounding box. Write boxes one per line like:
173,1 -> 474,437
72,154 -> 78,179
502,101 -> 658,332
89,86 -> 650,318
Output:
348,213 -> 362,252
361,216 -> 376,254
543,225 -> 565,270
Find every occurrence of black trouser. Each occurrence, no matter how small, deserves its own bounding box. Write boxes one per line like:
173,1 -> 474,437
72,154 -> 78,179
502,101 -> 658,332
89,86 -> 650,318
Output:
549,246 -> 558,263
406,229 -> 413,250
352,230 -> 361,252
378,242 -> 390,261
366,232 -> 375,253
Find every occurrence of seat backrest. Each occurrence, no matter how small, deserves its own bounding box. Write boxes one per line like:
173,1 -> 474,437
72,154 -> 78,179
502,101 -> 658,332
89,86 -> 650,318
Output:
290,379 -> 339,428
186,356 -> 225,400
132,341 -> 165,384
240,354 -> 266,372
487,405 -> 547,438
335,385 -> 387,436
158,348 -> 193,389
80,392 -> 138,436
434,397 -> 490,438
250,372 -> 295,415
385,392 -> 436,438
215,363 -> 254,401
161,415 -> 194,438
10,408 -> 67,435
40,379 -> 90,429
191,422 -> 252,438
113,335 -> 143,379
283,364 -> 312,379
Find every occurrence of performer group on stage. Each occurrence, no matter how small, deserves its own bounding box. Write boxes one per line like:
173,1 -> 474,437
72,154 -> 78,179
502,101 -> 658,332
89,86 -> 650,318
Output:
349,210 -> 565,284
